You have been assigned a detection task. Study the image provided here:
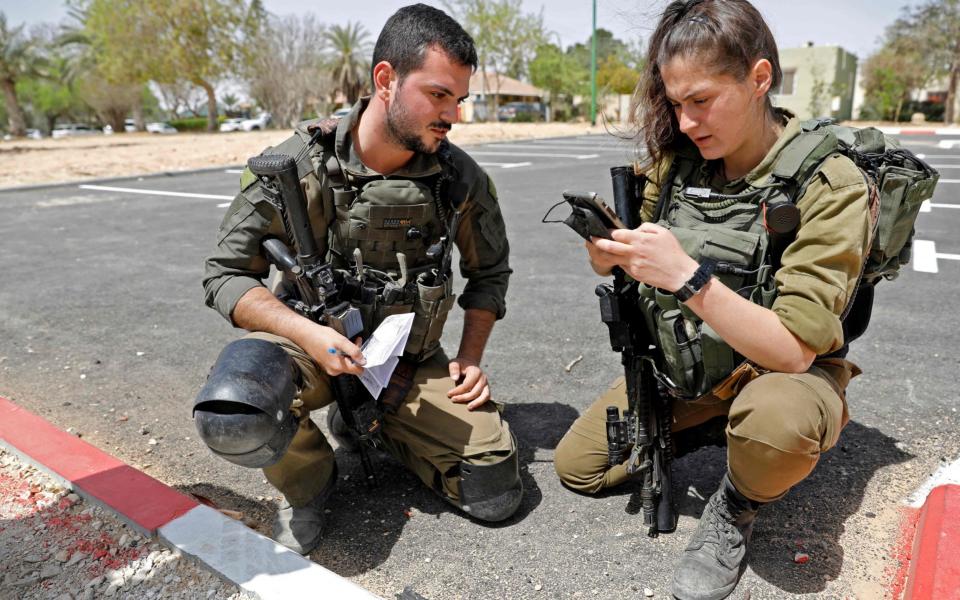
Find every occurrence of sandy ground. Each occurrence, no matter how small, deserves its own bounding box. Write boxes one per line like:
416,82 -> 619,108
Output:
0,122 -> 610,189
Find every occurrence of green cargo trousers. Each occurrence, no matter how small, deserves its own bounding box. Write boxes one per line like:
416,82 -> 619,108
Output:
554,359 -> 857,503
246,332 -> 516,507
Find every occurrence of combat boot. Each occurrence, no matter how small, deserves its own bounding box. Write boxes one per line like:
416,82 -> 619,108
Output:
671,473 -> 762,600
325,404 -> 360,453
272,465 -> 337,555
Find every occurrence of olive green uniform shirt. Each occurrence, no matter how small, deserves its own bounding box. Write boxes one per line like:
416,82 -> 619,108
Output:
202,98 -> 512,324
641,116 -> 872,356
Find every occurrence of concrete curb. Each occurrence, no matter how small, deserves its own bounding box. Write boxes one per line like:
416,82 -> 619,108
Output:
0,396 -> 380,600
903,484 -> 960,600
902,484 -> 960,599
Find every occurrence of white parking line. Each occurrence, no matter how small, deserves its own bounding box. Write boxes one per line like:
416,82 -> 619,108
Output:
930,165 -> 960,169
224,169 -> 244,174
469,151 -> 599,159
913,240 -> 960,273
938,140 -> 960,149
920,201 -> 960,212
482,143 -> 627,152
477,161 -> 532,169
907,456 -> 960,508
78,184 -> 233,200
916,155 -> 960,160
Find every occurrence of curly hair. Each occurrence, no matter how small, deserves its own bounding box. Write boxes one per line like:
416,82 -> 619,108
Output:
633,0 -> 781,170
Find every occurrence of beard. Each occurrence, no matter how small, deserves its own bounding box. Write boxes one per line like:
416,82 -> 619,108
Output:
385,93 -> 451,155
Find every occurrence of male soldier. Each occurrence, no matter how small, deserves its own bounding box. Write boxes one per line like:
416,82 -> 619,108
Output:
197,4 -> 520,555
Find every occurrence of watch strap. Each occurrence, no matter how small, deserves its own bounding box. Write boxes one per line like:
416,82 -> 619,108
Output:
673,258 -> 717,302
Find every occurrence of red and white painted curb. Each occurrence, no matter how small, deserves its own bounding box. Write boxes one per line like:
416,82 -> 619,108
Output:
0,396 -> 380,600
892,458 -> 960,600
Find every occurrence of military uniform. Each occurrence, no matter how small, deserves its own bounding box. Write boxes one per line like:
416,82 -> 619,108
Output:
203,98 -> 516,511
554,113 -> 871,503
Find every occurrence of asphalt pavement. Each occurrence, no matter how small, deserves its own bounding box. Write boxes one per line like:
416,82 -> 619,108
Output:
1,131 -> 959,599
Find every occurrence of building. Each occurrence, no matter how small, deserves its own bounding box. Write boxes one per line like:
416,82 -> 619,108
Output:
461,72 -> 544,122
773,44 -> 858,121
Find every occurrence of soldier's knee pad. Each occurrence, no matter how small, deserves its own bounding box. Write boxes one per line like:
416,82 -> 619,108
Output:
457,448 -> 523,522
193,338 -> 298,469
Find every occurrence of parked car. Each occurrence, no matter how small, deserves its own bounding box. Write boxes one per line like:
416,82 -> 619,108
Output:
104,119 -> 137,134
329,107 -> 352,119
145,122 -> 177,134
2,128 -> 44,140
51,123 -> 101,138
241,113 -> 271,131
219,118 -> 245,132
496,102 -> 545,122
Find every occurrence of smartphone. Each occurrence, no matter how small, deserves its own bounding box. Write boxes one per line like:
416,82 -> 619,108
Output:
559,191 -> 626,240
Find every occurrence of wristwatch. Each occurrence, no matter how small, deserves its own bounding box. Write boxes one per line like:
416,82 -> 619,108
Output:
673,259 -> 717,302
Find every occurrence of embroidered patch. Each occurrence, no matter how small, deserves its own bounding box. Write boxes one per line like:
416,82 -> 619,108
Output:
382,217 -> 412,228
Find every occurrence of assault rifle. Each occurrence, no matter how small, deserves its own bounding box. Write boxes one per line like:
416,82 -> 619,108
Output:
597,166 -> 677,537
246,153 -> 378,483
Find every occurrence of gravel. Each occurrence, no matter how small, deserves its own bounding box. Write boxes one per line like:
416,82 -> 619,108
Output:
0,447 -> 255,600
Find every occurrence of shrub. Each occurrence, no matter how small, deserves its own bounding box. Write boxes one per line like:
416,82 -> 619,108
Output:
169,116 -> 227,131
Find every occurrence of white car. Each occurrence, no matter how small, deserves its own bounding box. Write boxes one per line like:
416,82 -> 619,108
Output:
146,122 -> 177,134
51,123 -> 101,138
241,113 -> 271,131
219,118 -> 244,132
103,119 -> 137,134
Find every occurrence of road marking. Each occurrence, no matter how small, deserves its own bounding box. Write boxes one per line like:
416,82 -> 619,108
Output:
907,456 -> 960,508
940,179 -> 960,183
929,165 -> 960,169
912,240 -> 960,273
36,196 -> 116,208
920,201 -> 960,212
915,155 -> 960,160
224,169 -> 244,174
483,143 -> 627,152
469,151 -> 599,159
938,140 -> 960,149
477,161 -> 532,169
78,184 -> 233,200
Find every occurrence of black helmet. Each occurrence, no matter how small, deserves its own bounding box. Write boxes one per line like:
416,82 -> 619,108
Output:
193,338 -> 298,468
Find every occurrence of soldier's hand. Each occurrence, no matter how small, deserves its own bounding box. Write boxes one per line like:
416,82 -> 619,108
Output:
585,237 -> 618,276
301,324 -> 366,377
447,358 -> 491,410
593,223 -> 698,291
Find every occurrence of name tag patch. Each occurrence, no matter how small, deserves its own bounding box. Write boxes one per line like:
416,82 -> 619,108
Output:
382,217 -> 413,228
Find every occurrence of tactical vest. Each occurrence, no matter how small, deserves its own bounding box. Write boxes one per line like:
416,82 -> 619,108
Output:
297,123 -> 462,362
641,120 -> 938,401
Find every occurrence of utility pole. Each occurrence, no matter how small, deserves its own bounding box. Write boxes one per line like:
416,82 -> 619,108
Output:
590,0 -> 597,126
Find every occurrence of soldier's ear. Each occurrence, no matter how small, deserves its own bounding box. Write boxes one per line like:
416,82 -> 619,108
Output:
372,61 -> 395,98
750,59 -> 773,97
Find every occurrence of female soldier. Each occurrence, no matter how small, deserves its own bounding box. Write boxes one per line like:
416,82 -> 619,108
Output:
553,1 -> 871,599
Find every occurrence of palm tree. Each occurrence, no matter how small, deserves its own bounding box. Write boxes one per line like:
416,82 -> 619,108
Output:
323,22 -> 371,105
0,13 -> 44,137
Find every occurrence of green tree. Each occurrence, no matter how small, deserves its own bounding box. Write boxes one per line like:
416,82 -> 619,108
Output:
0,14 -> 45,137
862,49 -> 919,121
529,42 -> 587,120
323,22 -> 370,105
880,0 -> 960,123
151,0 -> 250,131
444,0 -> 547,120
18,43 -> 86,132
597,54 -> 639,95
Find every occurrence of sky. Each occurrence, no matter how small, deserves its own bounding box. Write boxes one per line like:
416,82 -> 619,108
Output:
3,0 -> 923,59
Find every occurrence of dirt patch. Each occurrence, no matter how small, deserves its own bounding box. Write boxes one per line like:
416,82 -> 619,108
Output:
0,122 -> 614,190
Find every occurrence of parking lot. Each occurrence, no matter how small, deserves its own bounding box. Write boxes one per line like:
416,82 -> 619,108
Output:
1,131 -> 959,599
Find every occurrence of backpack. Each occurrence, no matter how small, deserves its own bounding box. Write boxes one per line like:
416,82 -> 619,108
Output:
774,119 -> 940,345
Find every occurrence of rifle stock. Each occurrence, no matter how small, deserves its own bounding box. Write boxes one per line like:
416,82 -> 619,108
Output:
602,166 -> 677,536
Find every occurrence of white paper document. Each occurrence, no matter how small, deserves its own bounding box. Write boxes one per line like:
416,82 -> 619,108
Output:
358,313 -> 415,398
